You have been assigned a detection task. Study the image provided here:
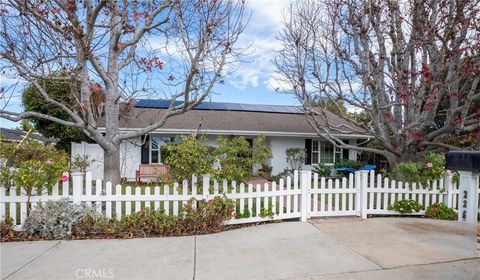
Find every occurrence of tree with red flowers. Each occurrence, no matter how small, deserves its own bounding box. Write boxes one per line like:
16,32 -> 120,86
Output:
0,0 -> 248,183
275,0 -> 480,166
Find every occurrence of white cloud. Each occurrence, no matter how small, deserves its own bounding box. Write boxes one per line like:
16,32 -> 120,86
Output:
226,0 -> 292,91
265,77 -> 290,93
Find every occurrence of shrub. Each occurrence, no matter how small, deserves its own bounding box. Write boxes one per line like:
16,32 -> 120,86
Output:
388,199 -> 422,214
286,148 -> 306,170
260,164 -> 273,173
23,199 -> 96,239
72,196 -> 235,239
0,140 -> 68,212
393,153 -> 447,188
425,203 -> 457,220
270,168 -> 295,182
235,205 -> 251,219
312,164 -> 332,177
252,135 -> 272,169
163,135 -> 215,182
215,136 -> 254,182
180,196 -> 236,234
259,164 -> 273,179
259,203 -> 274,218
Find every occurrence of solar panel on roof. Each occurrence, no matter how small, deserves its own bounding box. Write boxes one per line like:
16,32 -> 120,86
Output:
223,103 -> 243,111
134,99 -> 304,114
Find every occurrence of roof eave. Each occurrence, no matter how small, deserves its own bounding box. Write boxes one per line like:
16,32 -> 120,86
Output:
98,127 -> 371,139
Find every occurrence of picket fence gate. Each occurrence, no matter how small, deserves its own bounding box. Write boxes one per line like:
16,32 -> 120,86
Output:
1,170 -> 479,229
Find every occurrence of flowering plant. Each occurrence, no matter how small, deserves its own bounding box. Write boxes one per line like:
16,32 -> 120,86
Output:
388,199 -> 422,214
425,203 -> 457,220
0,140 -> 68,212
393,153 -> 448,189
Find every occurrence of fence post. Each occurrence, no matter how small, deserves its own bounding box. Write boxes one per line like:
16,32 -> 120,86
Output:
358,170 -> 369,219
300,170 -> 311,222
71,172 -> 84,204
444,174 -> 453,208
355,171 -> 361,216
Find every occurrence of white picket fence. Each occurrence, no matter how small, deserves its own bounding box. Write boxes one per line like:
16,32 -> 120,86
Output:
1,170 -> 479,229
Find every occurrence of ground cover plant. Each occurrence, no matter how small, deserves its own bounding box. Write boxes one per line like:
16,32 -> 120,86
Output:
388,199 -> 422,214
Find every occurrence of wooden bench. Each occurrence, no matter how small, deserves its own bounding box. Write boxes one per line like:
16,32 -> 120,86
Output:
135,164 -> 170,185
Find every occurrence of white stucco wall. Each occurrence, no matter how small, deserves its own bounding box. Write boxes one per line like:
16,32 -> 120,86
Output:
270,136 -> 307,175
120,138 -> 142,180
71,139 -> 141,181
71,142 -> 104,180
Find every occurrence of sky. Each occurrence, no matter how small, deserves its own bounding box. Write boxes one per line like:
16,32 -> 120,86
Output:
0,0 -> 295,129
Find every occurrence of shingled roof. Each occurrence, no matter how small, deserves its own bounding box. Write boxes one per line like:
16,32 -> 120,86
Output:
0,127 -> 57,144
109,100 -> 368,137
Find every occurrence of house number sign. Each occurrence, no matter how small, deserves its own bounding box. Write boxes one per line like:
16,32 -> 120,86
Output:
461,190 -> 467,221
456,171 -> 478,225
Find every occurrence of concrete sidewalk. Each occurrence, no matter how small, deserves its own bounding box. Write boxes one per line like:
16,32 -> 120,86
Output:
1,218 -> 478,280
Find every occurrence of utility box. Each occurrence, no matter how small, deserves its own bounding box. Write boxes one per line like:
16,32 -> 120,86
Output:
446,151 -> 480,172
446,151 -> 480,225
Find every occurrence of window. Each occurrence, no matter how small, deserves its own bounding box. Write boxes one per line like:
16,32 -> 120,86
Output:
312,140 -> 319,164
311,140 -> 342,164
150,136 -> 176,163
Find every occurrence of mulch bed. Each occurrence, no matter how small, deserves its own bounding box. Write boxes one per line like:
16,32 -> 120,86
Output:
0,220 -> 282,242
1,225 -> 43,242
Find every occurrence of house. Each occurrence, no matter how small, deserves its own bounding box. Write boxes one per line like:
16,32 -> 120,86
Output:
1,127 -> 57,144
71,100 -> 370,180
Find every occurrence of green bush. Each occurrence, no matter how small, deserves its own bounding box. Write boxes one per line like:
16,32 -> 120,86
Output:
163,135 -> 215,182
252,135 -> 272,169
425,203 -> 457,220
215,136 -> 253,182
260,163 -> 273,173
214,135 -> 271,182
0,140 -> 68,212
259,203 -> 274,218
388,199 -> 422,214
312,164 -> 332,177
235,205 -> 251,219
393,153 -> 447,188
259,164 -> 273,179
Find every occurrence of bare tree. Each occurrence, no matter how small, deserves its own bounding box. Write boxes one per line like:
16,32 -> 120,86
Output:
275,0 -> 480,166
0,0 -> 248,183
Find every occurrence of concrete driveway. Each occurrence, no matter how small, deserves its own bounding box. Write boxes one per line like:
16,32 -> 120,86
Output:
1,218 -> 478,280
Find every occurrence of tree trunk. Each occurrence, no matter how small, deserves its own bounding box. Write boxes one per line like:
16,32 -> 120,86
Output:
385,151 -> 420,169
104,147 -> 120,185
